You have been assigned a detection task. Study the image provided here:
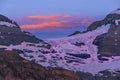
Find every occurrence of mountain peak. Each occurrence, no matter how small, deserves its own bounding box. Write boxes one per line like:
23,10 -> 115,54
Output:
0,14 -> 19,27
0,14 -> 11,22
87,9 -> 120,32
111,8 -> 120,14
0,14 -> 50,46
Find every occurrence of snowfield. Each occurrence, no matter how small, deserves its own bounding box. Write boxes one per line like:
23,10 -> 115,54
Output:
1,9 -> 120,75
1,24 -> 120,75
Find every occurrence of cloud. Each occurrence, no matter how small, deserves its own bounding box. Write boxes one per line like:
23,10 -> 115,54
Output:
19,14 -> 95,30
21,21 -> 68,29
28,14 -> 72,21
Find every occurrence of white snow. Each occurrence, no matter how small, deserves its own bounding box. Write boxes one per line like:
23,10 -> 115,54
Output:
1,24 -> 120,75
45,24 -> 117,75
0,21 -> 16,27
115,19 -> 120,25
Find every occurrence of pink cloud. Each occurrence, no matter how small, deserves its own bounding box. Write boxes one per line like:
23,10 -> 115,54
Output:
28,14 -> 72,21
19,14 -> 95,30
21,21 -> 68,29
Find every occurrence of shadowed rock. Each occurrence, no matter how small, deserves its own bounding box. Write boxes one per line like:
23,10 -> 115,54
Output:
0,49 -> 83,80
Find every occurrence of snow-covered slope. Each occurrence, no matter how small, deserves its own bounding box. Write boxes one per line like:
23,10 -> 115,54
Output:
1,24 -> 120,75
1,9 -> 120,76
1,23 -> 120,75
45,24 -> 115,75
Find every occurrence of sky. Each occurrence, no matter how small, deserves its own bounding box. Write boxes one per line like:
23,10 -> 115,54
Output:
0,0 -> 120,39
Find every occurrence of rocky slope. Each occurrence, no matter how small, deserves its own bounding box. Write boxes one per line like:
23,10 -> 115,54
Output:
68,8 -> 120,58
91,9 -> 120,57
68,31 -> 82,36
93,24 -> 120,57
87,8 -> 120,31
0,14 -> 50,47
0,49 -> 83,80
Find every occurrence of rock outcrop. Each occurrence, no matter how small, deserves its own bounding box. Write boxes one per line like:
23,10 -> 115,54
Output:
0,49 -> 83,80
87,11 -> 120,31
91,9 -> 120,57
0,14 -> 51,49
93,24 -> 120,57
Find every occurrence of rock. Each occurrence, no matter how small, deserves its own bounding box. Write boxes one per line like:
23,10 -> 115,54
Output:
67,53 -> 91,59
0,49 -> 83,80
0,14 -> 51,48
68,31 -> 82,36
93,23 -> 120,57
88,9 -> 120,57
87,14 -> 120,31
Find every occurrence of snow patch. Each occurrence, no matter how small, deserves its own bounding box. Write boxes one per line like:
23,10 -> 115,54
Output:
111,9 -> 120,14
0,21 -> 16,27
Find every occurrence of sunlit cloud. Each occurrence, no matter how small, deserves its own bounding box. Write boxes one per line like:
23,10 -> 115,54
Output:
19,14 -> 95,30
28,14 -> 72,21
21,21 -> 68,29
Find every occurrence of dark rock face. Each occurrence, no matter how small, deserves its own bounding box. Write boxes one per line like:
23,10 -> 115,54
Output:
0,14 -> 19,27
73,42 -> 85,46
0,14 -> 51,48
0,29 -> 43,45
93,24 -> 120,57
0,14 -> 12,23
68,31 -> 82,36
0,49 -> 83,80
67,53 -> 91,59
90,12 -> 120,57
76,70 -> 120,80
69,13 -> 120,36
87,14 -> 120,31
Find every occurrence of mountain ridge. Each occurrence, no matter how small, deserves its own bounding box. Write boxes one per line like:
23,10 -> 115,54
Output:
1,9 -> 120,80
0,14 -> 51,50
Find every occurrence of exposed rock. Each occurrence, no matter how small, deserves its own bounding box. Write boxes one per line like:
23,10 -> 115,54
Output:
68,31 -> 82,36
67,53 -> 91,59
0,49 -> 83,80
73,42 -> 85,46
93,24 -> 120,57
0,14 -> 19,27
87,14 -> 120,31
0,14 -> 51,49
76,70 -> 120,80
87,9 -> 120,57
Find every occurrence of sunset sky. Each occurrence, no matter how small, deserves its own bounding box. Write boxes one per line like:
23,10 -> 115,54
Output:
0,0 -> 120,39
